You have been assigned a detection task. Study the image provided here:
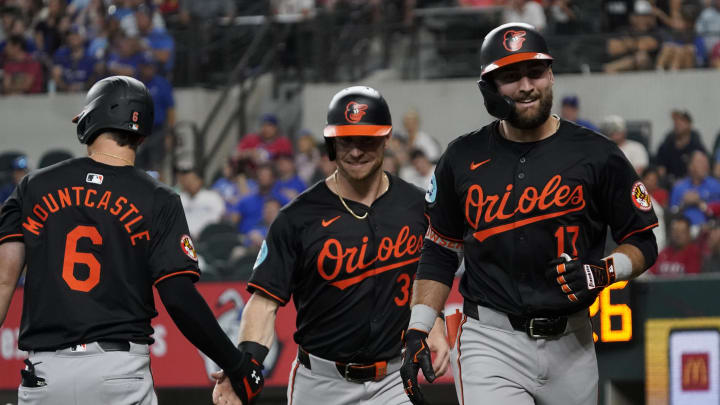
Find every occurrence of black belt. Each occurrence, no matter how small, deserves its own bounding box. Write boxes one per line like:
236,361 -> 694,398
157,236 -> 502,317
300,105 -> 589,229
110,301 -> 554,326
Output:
463,301 -> 568,339
297,347 -> 389,383
39,341 -> 131,352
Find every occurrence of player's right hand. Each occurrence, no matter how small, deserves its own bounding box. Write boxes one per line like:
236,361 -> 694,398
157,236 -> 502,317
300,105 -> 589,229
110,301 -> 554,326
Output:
225,352 -> 265,405
401,329 -> 436,405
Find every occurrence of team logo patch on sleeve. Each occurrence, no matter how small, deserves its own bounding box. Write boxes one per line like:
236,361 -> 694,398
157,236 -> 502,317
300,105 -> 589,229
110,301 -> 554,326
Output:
425,173 -> 437,203
253,240 -> 268,270
180,234 -> 198,261
631,181 -> 653,211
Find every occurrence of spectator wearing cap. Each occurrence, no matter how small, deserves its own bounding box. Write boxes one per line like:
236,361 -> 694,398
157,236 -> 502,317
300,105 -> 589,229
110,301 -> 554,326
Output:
0,155 -> 28,206
2,35 -> 43,94
135,52 -> 175,171
601,114 -> 648,175
273,153 -> 306,203
235,114 -> 294,164
136,4 -> 174,74
177,168 -> 226,238
603,0 -> 660,73
559,95 -> 598,131
649,215 -> 702,277
656,109 -> 707,183
670,150 -> 720,227
52,25 -> 99,92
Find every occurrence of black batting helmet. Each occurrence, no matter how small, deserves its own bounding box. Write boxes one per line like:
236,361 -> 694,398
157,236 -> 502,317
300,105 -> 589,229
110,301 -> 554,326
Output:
72,76 -> 154,144
323,86 -> 392,160
477,23 -> 553,120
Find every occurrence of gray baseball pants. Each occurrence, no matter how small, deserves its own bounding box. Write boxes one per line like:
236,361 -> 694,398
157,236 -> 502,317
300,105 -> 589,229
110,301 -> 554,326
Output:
18,341 -> 157,405
451,304 -> 598,405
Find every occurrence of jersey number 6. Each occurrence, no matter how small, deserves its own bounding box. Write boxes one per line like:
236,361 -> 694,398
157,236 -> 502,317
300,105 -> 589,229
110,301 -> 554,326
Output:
62,225 -> 103,292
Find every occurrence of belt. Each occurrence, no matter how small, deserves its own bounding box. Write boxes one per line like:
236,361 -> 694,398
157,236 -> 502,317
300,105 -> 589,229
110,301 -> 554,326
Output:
297,347 -> 392,383
39,341 -> 132,352
463,301 -> 568,339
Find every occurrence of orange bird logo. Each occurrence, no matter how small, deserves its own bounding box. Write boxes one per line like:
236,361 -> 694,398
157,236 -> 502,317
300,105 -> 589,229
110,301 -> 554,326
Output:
503,30 -> 526,52
345,102 -> 368,123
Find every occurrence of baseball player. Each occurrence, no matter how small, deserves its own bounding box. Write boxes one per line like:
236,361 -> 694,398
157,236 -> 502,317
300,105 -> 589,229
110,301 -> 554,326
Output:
212,86 -> 449,405
0,76 -> 262,405
400,23 -> 659,405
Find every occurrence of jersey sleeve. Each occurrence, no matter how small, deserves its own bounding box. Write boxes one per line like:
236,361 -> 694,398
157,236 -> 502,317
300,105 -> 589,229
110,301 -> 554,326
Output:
599,146 -> 659,243
424,148 -> 465,252
247,211 -> 297,305
149,191 -> 200,285
0,177 -> 26,245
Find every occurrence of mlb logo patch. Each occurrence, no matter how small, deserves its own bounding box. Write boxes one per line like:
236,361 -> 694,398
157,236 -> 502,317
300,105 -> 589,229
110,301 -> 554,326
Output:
130,123 -> 139,131
86,173 -> 104,185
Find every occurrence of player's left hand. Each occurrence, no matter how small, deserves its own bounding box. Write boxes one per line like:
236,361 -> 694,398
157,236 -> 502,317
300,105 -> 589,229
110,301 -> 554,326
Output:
400,329 -> 435,405
211,370 -> 243,405
427,317 -> 450,378
546,253 -> 616,302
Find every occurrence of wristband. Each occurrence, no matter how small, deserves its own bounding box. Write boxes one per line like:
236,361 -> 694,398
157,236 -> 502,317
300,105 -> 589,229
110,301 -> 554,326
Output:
408,304 -> 438,333
604,252 -> 633,282
237,341 -> 270,364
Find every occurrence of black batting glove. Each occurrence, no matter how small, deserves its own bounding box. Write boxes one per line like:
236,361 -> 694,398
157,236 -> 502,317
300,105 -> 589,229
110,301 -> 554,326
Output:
546,254 -> 616,303
400,329 -> 436,405
225,342 -> 268,405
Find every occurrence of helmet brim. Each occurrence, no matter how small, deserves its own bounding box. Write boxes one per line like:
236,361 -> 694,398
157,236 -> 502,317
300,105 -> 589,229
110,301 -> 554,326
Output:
481,52 -> 553,77
323,124 -> 392,137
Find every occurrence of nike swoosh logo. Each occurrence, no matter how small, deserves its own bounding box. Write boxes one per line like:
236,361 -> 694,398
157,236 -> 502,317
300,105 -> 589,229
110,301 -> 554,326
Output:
322,215 -> 341,227
470,159 -> 491,170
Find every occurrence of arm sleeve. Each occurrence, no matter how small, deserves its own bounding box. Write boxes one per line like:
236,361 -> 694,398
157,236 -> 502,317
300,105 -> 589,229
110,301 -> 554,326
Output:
155,275 -> 243,371
598,146 -> 659,244
416,238 -> 460,287
621,229 -> 658,269
247,211 -> 297,305
148,191 -> 200,284
0,177 -> 26,245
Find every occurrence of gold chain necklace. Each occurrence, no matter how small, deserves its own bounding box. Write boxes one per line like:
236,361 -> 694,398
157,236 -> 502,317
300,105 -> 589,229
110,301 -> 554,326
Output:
333,170 -> 387,220
90,151 -> 133,165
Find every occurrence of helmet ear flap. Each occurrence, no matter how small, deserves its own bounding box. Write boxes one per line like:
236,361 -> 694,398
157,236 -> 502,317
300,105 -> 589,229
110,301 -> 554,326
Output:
477,79 -> 514,120
325,137 -> 336,161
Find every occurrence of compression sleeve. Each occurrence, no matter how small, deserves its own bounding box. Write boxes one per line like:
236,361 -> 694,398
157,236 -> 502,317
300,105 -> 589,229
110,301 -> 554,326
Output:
156,275 -> 243,371
416,237 -> 460,287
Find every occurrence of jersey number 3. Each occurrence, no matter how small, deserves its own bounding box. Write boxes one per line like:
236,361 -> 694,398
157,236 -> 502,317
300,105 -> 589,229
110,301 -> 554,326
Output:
62,225 -> 103,292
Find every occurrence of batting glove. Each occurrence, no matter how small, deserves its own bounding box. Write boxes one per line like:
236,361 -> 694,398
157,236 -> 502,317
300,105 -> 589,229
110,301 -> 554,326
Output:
546,253 -> 616,303
400,329 -> 436,405
226,342 -> 268,405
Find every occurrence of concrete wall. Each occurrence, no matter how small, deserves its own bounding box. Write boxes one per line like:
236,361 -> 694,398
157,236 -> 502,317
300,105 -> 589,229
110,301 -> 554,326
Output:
2,69 -> 719,171
302,69 -> 720,154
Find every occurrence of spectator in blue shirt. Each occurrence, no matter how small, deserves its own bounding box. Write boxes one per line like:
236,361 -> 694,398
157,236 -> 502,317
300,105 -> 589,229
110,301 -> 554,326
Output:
670,151 -> 720,226
135,52 -> 174,171
52,25 -> 98,91
136,5 -> 174,74
106,34 -> 143,77
230,163 -> 286,234
272,153 -> 306,203
245,198 -> 282,250
560,95 -> 598,131
0,155 -> 28,207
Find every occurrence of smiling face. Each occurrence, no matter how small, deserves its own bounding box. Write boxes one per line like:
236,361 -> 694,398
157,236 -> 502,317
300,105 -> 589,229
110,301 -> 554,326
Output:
334,136 -> 388,182
492,60 -> 554,130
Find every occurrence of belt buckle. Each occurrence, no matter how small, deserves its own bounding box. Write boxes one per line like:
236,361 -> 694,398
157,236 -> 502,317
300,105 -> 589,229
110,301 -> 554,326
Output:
343,363 -> 370,383
528,318 -> 553,338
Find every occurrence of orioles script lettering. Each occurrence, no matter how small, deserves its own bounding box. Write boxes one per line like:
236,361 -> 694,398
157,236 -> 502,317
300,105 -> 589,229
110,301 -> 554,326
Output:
466,175 -> 585,242
318,225 -> 423,290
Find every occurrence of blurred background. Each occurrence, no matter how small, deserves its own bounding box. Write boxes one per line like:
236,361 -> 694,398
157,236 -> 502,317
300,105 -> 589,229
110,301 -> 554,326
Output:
1,0 -> 720,404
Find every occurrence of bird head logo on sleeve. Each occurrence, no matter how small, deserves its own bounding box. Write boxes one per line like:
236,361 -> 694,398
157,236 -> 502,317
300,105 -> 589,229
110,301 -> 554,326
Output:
180,235 -> 198,261
631,181 -> 653,211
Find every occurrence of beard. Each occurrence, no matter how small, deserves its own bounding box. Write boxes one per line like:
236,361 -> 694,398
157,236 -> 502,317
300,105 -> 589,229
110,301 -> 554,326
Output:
507,87 -> 553,130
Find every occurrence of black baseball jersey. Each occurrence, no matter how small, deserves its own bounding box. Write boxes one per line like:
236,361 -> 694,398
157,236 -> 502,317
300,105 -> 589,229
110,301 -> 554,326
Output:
248,173 -> 427,363
421,119 -> 658,316
0,157 -> 200,350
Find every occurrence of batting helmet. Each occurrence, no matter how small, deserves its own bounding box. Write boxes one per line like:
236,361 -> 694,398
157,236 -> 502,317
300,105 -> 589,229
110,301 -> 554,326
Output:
477,23 -> 553,120
323,86 -> 392,160
72,76 -> 154,144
